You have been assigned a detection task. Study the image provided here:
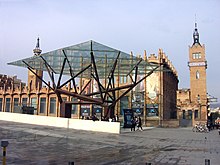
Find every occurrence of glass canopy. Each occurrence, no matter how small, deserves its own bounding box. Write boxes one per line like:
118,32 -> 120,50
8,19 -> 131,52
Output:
8,40 -> 160,79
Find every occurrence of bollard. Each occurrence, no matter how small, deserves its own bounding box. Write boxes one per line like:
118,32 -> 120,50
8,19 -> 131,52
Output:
68,162 -> 74,165
205,159 -> 210,165
146,163 -> 151,165
1,141 -> 9,165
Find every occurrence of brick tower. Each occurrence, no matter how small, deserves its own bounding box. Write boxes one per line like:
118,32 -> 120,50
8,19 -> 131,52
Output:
27,37 -> 43,90
188,22 -> 207,121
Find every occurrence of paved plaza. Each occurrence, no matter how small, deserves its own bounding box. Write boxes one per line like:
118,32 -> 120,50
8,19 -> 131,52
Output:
0,120 -> 220,165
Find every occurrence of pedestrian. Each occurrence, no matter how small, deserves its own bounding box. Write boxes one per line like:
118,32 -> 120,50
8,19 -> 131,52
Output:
131,116 -> 136,131
218,127 -> 220,135
207,121 -> 211,132
137,116 -> 143,131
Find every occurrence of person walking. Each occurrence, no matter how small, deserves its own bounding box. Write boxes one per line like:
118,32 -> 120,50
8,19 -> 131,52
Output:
137,116 -> 143,131
131,116 -> 136,131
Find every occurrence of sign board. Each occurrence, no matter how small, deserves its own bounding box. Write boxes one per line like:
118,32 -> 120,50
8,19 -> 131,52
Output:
147,104 -> 159,117
123,109 -> 134,128
92,105 -> 102,119
188,61 -> 206,67
80,105 -> 90,117
132,108 -> 143,116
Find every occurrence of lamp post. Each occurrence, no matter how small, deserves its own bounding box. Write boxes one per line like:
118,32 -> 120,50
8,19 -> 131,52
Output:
1,140 -> 9,165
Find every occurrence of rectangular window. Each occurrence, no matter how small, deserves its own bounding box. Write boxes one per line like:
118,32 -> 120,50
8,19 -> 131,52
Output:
193,53 -> 201,59
62,97 -> 67,102
40,97 -> 46,114
22,98 -> 28,106
31,97 -> 37,109
195,54 -> 198,59
182,110 -> 186,119
13,98 -> 19,107
188,110 -> 192,119
0,98 -> 2,111
124,76 -> 127,83
119,76 -> 127,84
71,97 -> 77,114
5,98 -> 11,112
13,98 -> 19,113
195,110 -> 198,119
49,97 -> 56,114
120,96 -> 128,115
120,76 -> 123,84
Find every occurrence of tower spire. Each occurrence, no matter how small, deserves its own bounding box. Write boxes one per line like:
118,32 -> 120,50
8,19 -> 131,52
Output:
33,37 -> 42,56
193,19 -> 200,46
36,37 -> 40,49
195,14 -> 197,28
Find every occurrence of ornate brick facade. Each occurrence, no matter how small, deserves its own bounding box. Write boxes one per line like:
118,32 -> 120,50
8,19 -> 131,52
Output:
177,23 -> 208,126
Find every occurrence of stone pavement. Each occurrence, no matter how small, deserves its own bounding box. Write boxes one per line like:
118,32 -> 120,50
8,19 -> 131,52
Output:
0,120 -> 219,165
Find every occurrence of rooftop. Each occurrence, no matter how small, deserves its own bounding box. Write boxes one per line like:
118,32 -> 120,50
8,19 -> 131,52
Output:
8,40 -> 162,79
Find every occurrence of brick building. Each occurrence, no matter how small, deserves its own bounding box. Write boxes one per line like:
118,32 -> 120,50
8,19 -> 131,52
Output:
0,39 -> 179,127
0,74 -> 25,89
177,22 -> 208,126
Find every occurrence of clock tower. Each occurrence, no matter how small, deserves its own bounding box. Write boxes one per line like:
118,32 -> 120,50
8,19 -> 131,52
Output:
188,22 -> 207,121
28,37 -> 43,90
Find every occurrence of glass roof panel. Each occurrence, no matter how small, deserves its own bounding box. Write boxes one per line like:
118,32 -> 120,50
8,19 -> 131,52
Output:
8,40 -> 161,79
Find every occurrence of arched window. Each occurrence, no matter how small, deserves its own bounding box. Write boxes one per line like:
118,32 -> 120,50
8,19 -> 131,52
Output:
196,71 -> 200,79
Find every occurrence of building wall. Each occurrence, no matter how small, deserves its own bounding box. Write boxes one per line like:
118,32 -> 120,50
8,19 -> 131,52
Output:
28,70 -> 43,90
189,44 -> 207,105
144,50 -> 179,127
0,50 -> 179,127
177,23 -> 208,126
0,84 -> 76,117
163,69 -> 178,120
0,74 -> 25,89
177,88 -> 205,127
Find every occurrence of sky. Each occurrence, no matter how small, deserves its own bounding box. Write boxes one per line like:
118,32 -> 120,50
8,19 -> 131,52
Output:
0,0 -> 220,104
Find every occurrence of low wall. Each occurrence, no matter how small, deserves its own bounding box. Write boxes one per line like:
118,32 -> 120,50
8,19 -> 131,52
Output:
0,112 -> 120,134
162,119 -> 179,128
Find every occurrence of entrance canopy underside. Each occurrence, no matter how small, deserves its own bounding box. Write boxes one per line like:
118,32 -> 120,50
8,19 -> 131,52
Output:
8,40 -> 161,79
